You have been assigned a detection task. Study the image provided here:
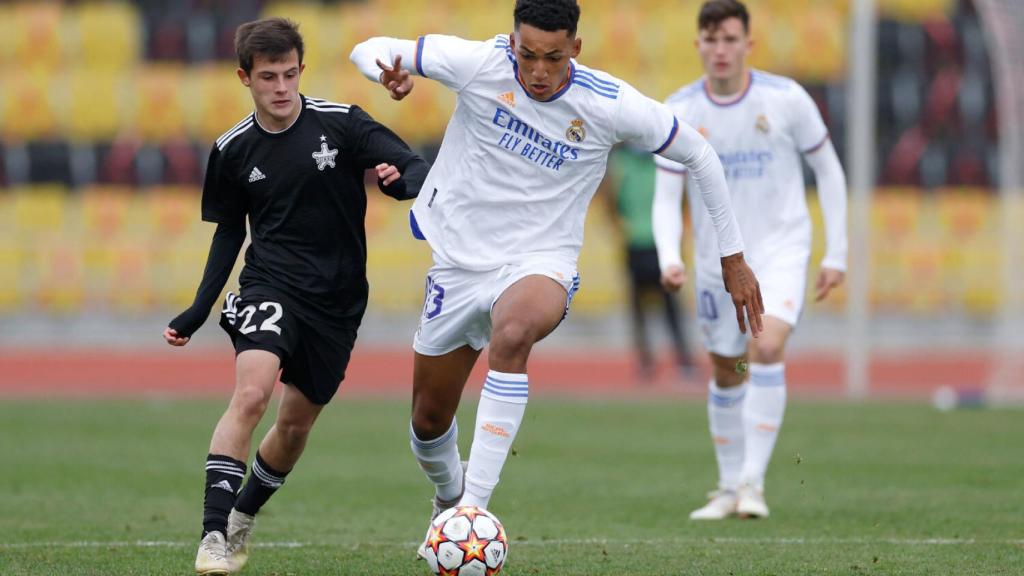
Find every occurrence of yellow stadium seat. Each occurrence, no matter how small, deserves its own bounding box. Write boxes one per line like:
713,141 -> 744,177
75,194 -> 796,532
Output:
193,65 -> 254,143
145,186 -> 202,240
10,2 -> 65,72
66,69 -> 127,141
133,65 -> 187,143
73,1 -> 140,71
2,70 -> 59,140
935,188 -> 993,241
12,186 -> 67,237
261,2 -> 324,69
35,239 -> 85,313
879,0 -> 954,22
871,189 -> 923,242
80,186 -> 135,240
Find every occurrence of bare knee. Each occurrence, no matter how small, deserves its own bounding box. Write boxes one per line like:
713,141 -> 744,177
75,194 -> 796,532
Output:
489,322 -> 535,367
230,384 -> 273,423
274,417 -> 314,447
410,394 -> 456,440
750,338 -> 786,364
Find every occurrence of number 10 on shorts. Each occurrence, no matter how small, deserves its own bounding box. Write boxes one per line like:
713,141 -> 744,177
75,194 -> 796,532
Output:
423,276 -> 445,320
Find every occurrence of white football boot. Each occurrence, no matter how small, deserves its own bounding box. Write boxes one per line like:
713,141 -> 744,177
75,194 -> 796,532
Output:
225,509 -> 256,573
689,489 -> 739,520
736,483 -> 770,518
195,531 -> 230,575
417,461 -> 467,561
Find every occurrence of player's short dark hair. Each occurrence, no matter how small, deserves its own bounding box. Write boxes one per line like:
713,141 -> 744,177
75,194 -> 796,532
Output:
235,17 -> 304,75
698,0 -> 750,33
514,0 -> 581,36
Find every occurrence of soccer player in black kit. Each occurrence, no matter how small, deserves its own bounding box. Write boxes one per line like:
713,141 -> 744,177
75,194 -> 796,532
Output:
162,18 -> 429,575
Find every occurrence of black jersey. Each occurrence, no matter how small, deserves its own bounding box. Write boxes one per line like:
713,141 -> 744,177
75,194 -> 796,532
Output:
201,95 -> 428,319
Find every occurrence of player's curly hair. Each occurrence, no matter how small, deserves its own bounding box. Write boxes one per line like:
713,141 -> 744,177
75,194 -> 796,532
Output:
235,17 -> 305,75
514,0 -> 581,36
698,0 -> 750,33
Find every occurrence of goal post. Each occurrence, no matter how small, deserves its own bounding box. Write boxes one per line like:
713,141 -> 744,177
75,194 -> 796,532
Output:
975,0 -> 1024,405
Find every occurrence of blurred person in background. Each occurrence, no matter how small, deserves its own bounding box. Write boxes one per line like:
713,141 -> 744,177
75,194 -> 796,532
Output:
162,17 -> 429,575
350,0 -> 762,562
603,144 -> 695,382
653,0 -> 848,520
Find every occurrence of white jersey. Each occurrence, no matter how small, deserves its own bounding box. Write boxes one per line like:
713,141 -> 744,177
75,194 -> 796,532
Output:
407,34 -> 679,270
656,70 -> 828,276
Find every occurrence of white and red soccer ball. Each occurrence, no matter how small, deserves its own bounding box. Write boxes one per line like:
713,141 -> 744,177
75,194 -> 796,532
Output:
422,505 -> 508,575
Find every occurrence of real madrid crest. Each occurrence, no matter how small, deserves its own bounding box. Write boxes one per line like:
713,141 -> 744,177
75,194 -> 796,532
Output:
566,118 -> 586,143
755,114 -> 771,135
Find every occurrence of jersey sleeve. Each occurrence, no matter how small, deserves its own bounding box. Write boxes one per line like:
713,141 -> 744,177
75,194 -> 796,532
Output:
652,102 -> 689,175
790,84 -> 829,154
345,106 -> 430,200
614,81 -> 680,155
414,34 -> 491,91
200,145 -> 246,225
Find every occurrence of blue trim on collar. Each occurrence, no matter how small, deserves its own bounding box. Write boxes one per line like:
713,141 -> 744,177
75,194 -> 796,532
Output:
513,60 -> 576,103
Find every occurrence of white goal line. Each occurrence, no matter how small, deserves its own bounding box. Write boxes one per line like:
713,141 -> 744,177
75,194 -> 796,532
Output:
2,537 -> 1022,550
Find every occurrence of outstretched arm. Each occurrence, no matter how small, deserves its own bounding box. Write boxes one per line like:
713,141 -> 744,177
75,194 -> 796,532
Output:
651,166 -> 687,291
164,221 -> 246,345
658,120 -> 764,335
804,138 -> 848,301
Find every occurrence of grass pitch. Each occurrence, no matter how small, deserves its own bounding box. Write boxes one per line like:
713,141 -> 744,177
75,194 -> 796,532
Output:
1,396 -> 1021,575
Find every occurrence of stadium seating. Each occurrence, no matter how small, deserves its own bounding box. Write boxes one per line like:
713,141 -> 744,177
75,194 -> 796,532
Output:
0,0 -> 1008,316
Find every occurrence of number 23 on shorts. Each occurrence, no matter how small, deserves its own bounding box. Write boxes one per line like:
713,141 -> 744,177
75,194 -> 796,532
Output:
423,276 -> 445,320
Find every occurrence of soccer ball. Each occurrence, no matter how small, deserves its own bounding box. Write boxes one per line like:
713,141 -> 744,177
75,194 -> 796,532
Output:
421,505 -> 508,575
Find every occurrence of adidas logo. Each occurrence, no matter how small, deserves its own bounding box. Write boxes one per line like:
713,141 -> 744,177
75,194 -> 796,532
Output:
497,92 -> 515,107
212,480 -> 234,493
248,166 -> 266,183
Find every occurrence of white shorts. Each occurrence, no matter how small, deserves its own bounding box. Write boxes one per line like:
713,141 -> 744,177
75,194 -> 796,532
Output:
694,253 -> 808,357
413,258 -> 580,356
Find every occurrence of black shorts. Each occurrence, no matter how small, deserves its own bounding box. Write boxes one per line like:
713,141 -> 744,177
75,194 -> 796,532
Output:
626,246 -> 662,287
219,286 -> 361,405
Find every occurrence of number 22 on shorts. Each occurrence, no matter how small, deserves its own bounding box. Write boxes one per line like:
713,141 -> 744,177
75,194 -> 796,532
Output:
237,301 -> 284,335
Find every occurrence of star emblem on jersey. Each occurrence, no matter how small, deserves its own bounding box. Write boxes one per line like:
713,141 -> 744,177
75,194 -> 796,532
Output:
248,166 -> 266,183
497,91 -> 516,107
565,118 -> 586,143
756,114 -> 771,134
312,135 -> 338,171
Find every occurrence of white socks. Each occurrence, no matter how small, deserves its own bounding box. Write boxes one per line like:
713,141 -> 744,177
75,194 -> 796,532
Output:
740,362 -> 787,488
461,370 -> 528,509
410,419 -> 464,502
707,379 -> 747,491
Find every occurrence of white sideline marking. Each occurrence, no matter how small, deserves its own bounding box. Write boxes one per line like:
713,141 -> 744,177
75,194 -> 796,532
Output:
2,537 -> 1022,549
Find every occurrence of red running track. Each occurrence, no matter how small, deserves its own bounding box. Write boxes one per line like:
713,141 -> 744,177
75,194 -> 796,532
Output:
0,347 -> 994,399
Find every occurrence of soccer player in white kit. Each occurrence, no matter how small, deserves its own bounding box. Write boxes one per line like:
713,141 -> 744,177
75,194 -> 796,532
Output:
653,0 -> 848,520
350,0 -> 762,554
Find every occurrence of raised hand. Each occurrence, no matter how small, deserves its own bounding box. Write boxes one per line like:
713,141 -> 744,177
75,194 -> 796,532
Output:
721,253 -> 764,336
376,54 -> 413,100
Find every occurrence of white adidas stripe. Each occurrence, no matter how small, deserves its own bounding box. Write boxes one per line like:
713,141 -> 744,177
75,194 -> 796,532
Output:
306,97 -> 351,108
217,121 -> 253,151
306,104 -> 350,114
216,114 -> 254,147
